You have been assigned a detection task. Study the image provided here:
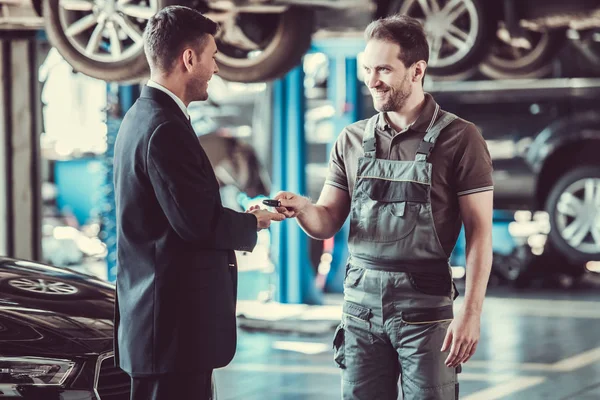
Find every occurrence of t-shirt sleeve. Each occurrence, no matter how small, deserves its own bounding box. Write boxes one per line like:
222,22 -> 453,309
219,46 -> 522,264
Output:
453,122 -> 494,197
325,129 -> 350,192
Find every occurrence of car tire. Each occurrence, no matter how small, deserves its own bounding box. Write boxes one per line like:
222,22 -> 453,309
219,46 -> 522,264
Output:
42,0 -> 178,82
388,0 -> 496,77
479,26 -> 564,80
214,7 -> 315,83
545,165 -> 600,262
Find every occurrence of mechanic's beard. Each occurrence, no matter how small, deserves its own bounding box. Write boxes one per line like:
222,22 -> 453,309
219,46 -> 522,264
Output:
377,84 -> 411,112
375,71 -> 413,112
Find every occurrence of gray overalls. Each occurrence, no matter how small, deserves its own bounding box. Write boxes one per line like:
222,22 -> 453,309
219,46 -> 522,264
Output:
333,107 -> 460,400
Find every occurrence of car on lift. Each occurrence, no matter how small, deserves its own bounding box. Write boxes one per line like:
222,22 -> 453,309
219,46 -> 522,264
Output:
2,0 -> 599,83
390,0 -> 600,80
0,257 -> 129,399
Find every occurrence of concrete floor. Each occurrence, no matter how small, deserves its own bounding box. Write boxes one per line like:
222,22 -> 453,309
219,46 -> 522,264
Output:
215,274 -> 600,400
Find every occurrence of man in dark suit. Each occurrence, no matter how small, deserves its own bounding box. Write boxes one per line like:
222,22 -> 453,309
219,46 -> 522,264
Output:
112,6 -> 285,399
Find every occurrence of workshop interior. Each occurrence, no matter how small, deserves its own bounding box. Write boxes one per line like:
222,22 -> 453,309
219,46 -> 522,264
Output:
1,0 -> 600,398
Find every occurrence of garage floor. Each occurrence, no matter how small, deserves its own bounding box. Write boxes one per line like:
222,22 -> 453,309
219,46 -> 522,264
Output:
215,274 -> 600,400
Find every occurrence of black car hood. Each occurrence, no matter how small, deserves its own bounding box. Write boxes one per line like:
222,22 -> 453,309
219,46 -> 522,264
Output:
0,258 -> 116,357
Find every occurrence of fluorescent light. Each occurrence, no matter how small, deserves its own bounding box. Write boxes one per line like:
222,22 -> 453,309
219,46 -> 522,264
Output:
272,341 -> 330,355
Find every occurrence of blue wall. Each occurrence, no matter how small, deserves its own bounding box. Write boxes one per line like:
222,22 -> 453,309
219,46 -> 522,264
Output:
54,158 -> 105,226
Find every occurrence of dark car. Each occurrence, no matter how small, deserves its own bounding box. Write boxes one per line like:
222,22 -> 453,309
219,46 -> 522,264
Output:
429,77 -> 600,263
0,257 -> 129,399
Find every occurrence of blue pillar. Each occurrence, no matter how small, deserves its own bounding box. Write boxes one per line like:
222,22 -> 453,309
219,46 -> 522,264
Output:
326,57 -> 362,152
100,83 -> 140,282
307,38 -> 366,293
324,57 -> 363,293
271,66 -> 322,304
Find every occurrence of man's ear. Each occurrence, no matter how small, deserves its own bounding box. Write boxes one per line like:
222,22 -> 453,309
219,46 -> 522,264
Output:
182,48 -> 194,71
413,61 -> 427,83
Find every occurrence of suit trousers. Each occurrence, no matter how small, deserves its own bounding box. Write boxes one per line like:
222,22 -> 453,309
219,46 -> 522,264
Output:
130,370 -> 214,400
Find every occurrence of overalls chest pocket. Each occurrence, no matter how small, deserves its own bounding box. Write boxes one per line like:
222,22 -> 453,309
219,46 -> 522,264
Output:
356,178 -> 425,243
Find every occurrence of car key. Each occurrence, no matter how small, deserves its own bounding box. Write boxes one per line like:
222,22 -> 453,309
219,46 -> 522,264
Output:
262,199 -> 281,207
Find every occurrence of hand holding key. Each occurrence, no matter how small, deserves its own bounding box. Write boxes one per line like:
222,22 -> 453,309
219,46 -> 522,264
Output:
271,192 -> 311,219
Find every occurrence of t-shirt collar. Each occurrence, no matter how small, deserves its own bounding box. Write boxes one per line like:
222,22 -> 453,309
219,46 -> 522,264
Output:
376,93 -> 439,134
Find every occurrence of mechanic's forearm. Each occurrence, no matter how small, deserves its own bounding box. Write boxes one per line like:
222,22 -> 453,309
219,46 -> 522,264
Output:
461,229 -> 493,315
296,203 -> 342,240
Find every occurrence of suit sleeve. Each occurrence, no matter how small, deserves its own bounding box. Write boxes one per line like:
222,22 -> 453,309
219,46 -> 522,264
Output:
146,121 -> 257,251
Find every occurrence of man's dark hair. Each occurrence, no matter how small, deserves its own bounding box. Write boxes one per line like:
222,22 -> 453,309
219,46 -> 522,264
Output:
143,5 -> 218,73
364,14 -> 429,69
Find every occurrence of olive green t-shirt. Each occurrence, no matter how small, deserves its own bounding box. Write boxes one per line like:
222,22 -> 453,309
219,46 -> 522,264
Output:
325,93 -> 494,257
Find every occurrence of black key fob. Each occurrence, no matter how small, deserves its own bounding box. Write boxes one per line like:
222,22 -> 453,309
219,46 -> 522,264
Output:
262,199 -> 281,207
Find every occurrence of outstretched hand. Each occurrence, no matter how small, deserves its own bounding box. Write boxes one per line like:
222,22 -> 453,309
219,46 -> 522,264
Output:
247,205 -> 286,231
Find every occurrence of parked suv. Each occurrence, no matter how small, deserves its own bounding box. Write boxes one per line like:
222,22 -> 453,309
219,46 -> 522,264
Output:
429,78 -> 600,262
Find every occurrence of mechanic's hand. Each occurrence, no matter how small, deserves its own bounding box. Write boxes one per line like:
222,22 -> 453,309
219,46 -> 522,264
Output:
441,309 -> 480,368
273,191 -> 311,218
247,206 -> 286,231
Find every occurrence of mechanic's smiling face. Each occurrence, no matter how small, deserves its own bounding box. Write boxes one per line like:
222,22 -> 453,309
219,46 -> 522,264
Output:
363,39 -> 414,113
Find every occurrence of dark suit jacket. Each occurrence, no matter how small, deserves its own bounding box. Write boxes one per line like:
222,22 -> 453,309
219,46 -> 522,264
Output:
113,86 -> 258,376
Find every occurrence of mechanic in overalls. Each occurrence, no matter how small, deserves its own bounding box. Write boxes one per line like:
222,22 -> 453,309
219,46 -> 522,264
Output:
274,15 -> 494,400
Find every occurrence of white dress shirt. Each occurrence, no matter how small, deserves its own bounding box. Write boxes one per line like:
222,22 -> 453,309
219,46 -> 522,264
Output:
146,80 -> 189,120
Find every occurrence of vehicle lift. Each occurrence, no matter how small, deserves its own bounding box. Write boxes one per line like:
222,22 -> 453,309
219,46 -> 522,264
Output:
0,30 -> 44,261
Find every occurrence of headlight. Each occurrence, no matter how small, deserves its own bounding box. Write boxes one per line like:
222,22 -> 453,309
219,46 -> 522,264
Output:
0,357 -> 76,387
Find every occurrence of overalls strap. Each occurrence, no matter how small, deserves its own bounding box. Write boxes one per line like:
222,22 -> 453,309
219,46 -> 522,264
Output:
415,111 -> 458,163
362,114 -> 380,158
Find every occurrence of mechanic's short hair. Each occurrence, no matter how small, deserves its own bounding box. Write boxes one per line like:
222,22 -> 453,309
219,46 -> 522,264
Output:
143,5 -> 218,73
364,14 -> 429,68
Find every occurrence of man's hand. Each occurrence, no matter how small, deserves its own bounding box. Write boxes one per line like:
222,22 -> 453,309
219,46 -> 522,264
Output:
247,205 -> 286,231
441,310 -> 480,368
273,192 -> 311,218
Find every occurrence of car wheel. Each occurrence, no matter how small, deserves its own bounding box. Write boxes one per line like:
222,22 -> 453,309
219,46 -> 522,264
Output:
545,166 -> 600,262
388,0 -> 495,77
0,275 -> 99,299
42,0 -> 179,82
479,24 -> 563,79
211,7 -> 315,83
